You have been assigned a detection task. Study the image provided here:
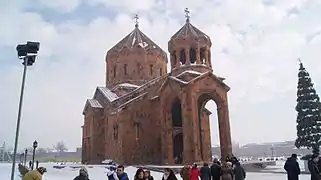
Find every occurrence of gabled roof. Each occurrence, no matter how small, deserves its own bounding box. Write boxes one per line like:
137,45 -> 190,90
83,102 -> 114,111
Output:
83,87 -> 119,115
160,70 -> 230,92
171,21 -> 211,41
83,99 -> 103,115
95,87 -> 119,102
107,26 -> 167,57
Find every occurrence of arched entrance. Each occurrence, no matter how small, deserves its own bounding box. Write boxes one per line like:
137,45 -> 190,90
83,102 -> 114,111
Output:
171,98 -> 183,164
197,93 -> 221,161
173,133 -> 183,164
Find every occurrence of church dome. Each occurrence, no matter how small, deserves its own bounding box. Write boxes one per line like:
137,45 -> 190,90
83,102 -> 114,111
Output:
170,19 -> 211,43
105,19 -> 168,88
107,25 -> 167,59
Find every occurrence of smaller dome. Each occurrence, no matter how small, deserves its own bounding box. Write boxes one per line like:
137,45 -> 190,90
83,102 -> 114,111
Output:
107,26 -> 166,57
170,20 -> 211,42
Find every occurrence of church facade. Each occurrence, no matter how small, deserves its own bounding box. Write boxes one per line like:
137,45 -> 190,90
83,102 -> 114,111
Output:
82,15 -> 233,165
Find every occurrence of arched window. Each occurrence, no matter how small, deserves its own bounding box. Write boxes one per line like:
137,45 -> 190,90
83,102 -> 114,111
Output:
172,98 -> 182,127
179,49 -> 186,64
150,64 -> 153,75
124,64 -> 127,75
190,48 -> 196,63
137,63 -> 141,74
134,122 -> 140,140
113,124 -> 118,140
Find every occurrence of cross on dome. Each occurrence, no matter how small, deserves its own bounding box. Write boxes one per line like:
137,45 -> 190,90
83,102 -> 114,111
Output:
133,14 -> 139,28
184,8 -> 190,22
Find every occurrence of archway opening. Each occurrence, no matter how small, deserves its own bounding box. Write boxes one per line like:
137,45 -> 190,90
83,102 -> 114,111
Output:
173,133 -> 183,164
171,98 -> 182,127
197,94 -> 220,161
180,49 -> 186,64
190,48 -> 196,64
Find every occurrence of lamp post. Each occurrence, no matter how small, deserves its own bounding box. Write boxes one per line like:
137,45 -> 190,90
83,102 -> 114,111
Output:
19,153 -> 23,164
24,149 -> 27,166
10,41 -> 40,180
31,140 -> 38,170
270,145 -> 275,159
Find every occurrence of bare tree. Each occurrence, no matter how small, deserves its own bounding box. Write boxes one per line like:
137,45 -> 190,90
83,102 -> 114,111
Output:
46,148 -> 54,153
36,148 -> 47,154
53,141 -> 68,153
26,147 -> 33,153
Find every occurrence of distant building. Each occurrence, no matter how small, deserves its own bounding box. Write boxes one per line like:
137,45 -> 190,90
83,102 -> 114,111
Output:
76,148 -> 82,154
212,140 -> 311,157
82,13 -> 233,165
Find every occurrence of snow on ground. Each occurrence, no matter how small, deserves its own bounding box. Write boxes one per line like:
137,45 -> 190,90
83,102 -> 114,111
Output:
0,162 -> 313,180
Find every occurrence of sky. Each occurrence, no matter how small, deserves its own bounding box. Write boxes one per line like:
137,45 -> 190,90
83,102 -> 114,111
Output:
1,0 -> 321,151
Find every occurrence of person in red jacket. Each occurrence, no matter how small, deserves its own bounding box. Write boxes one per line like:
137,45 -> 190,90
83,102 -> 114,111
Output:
189,163 -> 200,180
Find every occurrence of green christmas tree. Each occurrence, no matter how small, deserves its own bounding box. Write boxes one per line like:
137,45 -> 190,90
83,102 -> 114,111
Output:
295,60 -> 321,153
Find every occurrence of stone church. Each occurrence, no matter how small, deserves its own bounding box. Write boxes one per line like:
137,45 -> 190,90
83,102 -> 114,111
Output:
82,13 -> 233,165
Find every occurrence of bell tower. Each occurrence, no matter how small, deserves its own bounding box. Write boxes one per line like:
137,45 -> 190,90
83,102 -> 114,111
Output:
168,8 -> 212,71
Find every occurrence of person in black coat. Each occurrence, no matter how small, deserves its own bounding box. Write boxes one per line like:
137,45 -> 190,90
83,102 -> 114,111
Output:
210,159 -> 221,180
74,167 -> 90,180
200,163 -> 211,180
162,168 -> 178,180
308,154 -> 321,180
284,154 -> 300,180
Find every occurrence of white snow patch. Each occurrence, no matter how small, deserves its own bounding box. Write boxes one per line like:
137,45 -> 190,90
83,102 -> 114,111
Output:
138,42 -> 148,48
168,76 -> 188,84
132,37 -> 136,46
117,83 -> 140,88
176,70 -> 202,77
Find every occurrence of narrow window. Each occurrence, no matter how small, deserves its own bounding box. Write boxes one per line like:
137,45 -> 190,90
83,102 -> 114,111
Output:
124,64 -> 127,75
137,63 -> 141,74
159,68 -> 163,76
113,66 -> 116,77
150,64 -> 153,76
113,125 -> 118,140
135,123 -> 140,140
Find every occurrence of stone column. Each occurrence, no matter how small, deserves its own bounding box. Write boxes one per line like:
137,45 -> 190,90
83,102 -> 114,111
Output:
204,49 -> 209,66
208,50 -> 212,67
195,43 -> 201,64
217,102 -> 232,160
185,47 -> 191,65
181,90 -> 198,164
175,50 -> 180,68
170,53 -> 175,69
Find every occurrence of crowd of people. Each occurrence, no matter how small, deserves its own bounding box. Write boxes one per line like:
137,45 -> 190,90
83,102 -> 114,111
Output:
20,157 -> 247,180
179,158 -> 246,180
69,157 -> 246,180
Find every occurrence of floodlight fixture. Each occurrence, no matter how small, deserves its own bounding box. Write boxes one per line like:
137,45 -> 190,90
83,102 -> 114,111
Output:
16,41 -> 40,66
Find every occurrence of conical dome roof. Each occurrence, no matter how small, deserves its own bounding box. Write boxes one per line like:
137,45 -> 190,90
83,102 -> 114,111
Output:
170,20 -> 211,42
108,26 -> 166,57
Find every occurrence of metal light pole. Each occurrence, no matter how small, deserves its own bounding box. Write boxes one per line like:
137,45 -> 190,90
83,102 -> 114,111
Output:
31,140 -> 37,170
24,149 -> 27,166
10,41 -> 40,180
19,153 -> 22,164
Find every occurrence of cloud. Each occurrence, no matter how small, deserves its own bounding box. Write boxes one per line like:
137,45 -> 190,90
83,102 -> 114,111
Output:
2,0 -> 321,150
